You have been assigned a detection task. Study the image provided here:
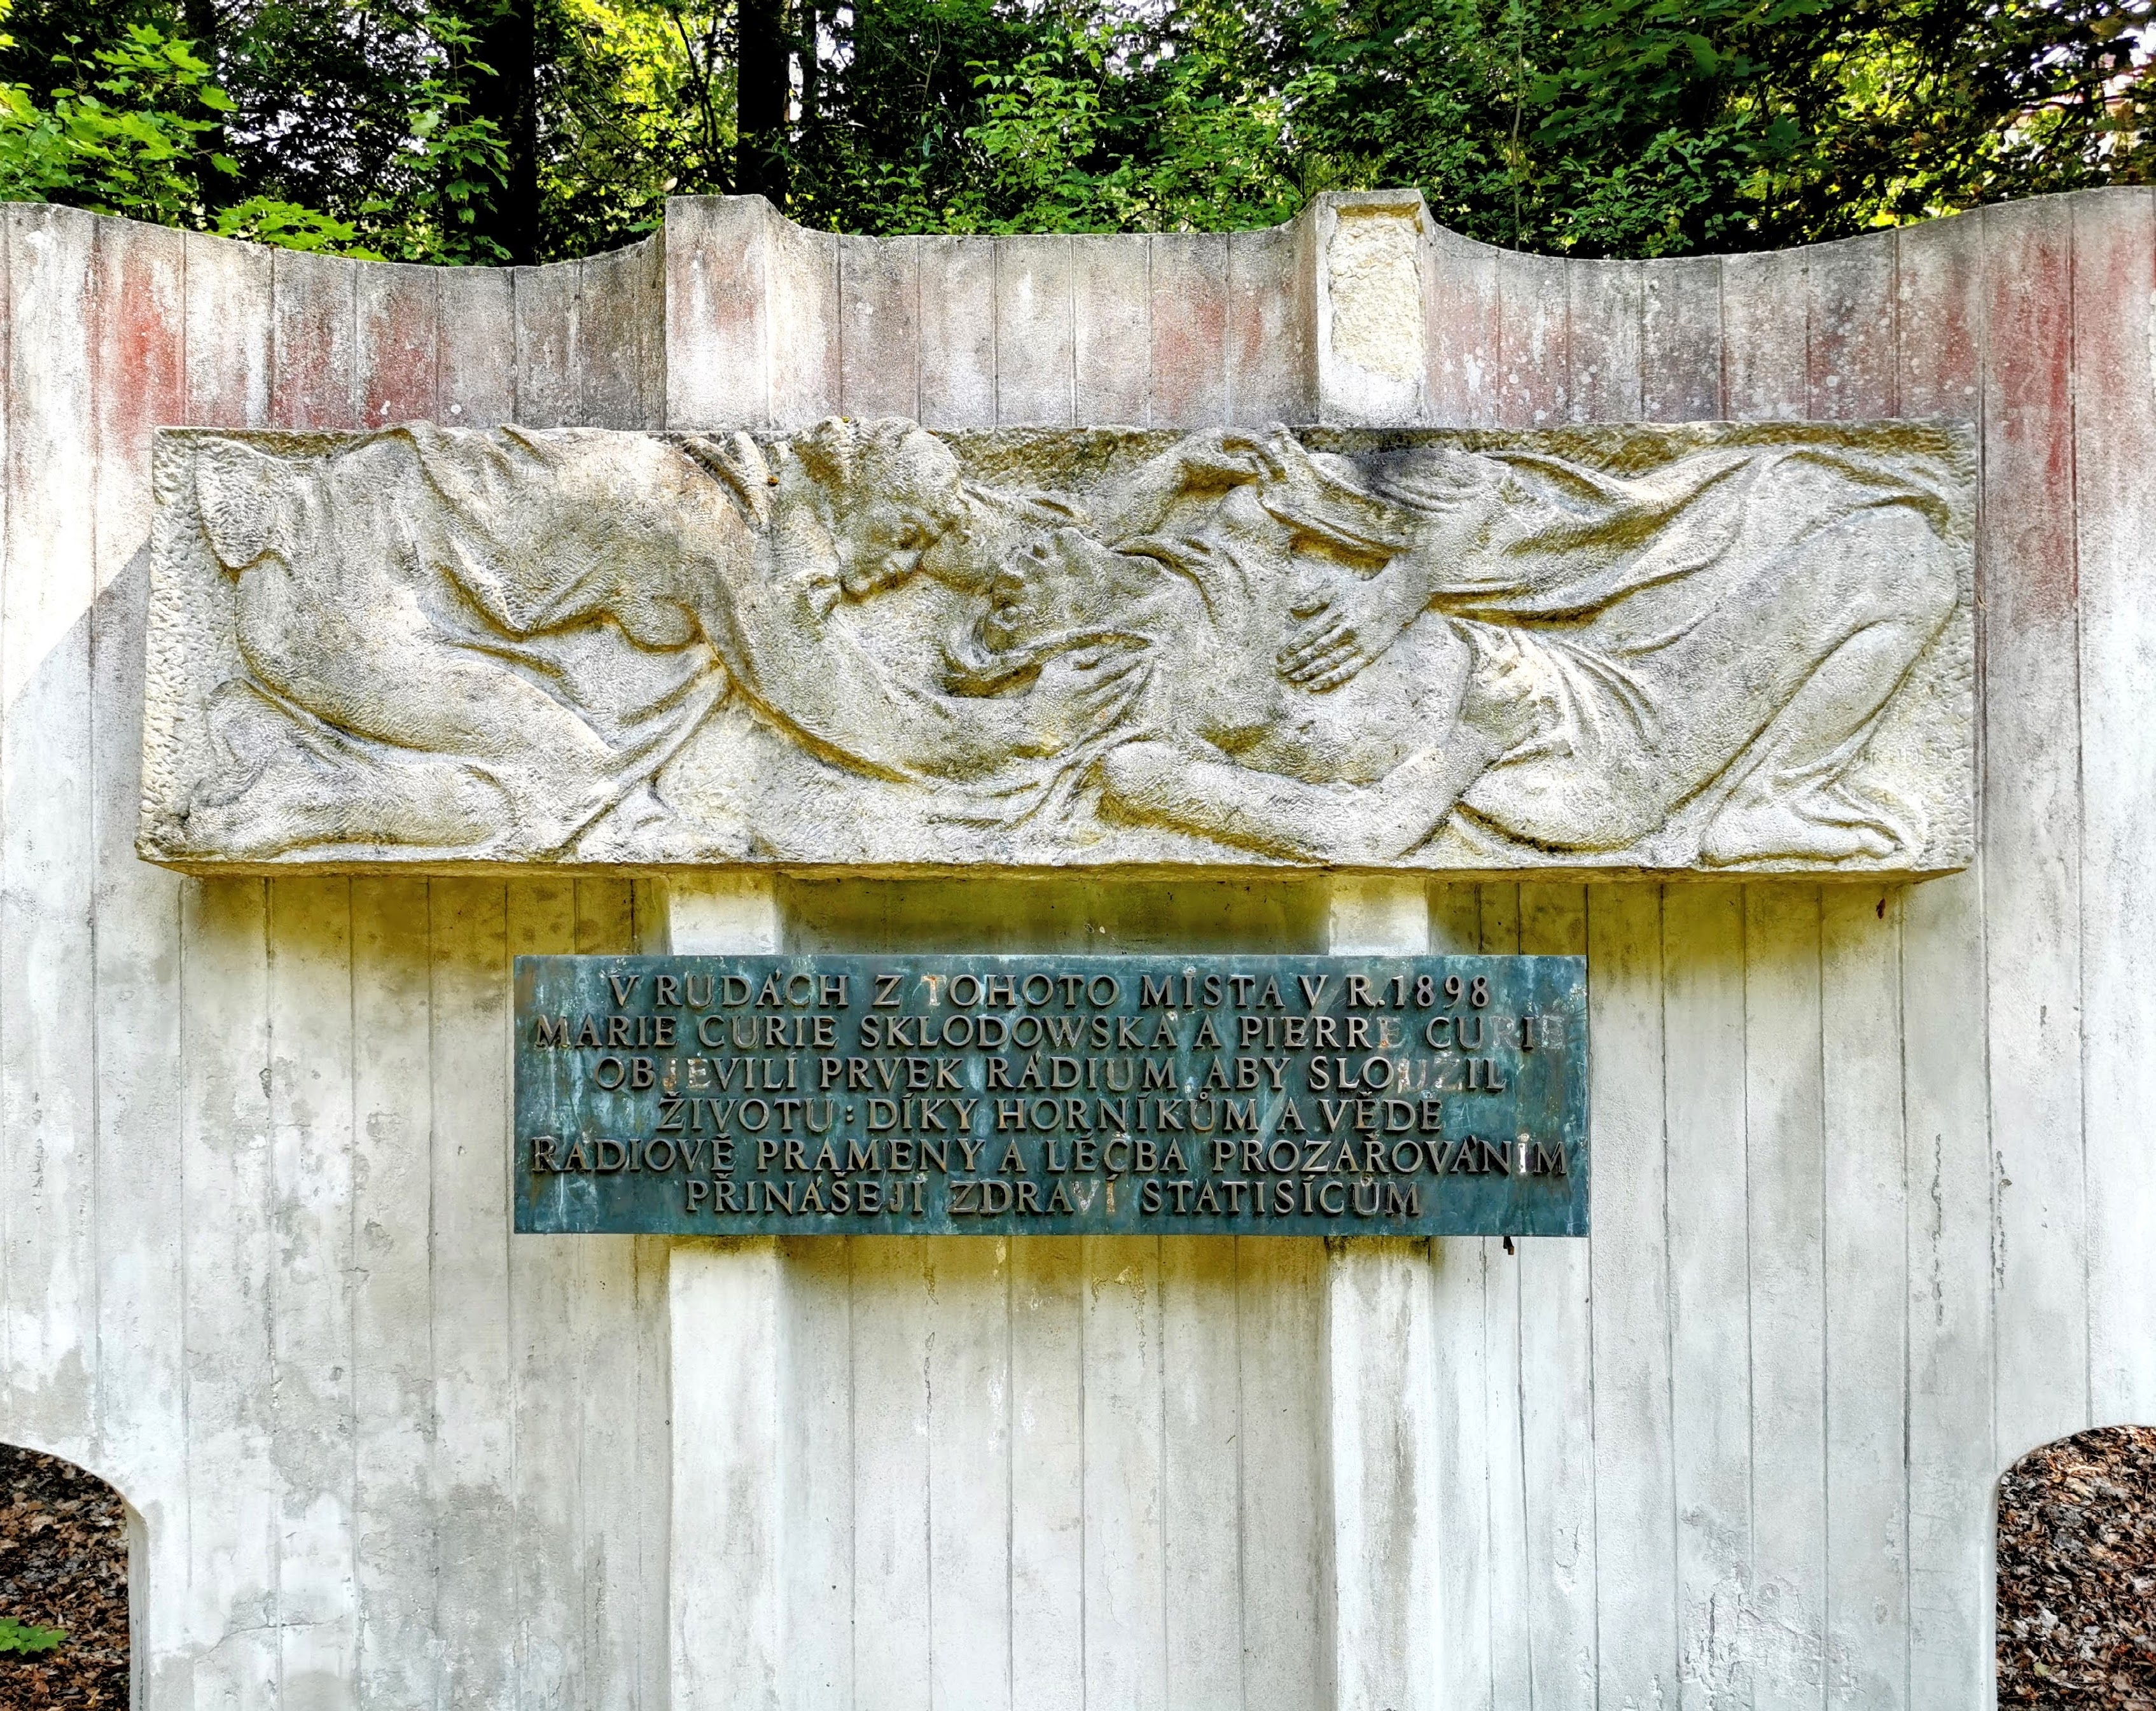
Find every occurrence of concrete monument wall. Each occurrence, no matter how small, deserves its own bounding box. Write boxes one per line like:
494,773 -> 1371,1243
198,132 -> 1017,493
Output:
0,186 -> 2149,1709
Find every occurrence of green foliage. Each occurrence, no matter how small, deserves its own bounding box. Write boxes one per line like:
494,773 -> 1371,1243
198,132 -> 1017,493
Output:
950,6 -> 1302,232
1290,0 -> 2155,253
373,10 -> 515,262
0,0 -> 2145,260
534,0 -> 737,253
0,22 -> 234,224
0,0 -> 517,257
770,0 -> 1049,234
0,1617 -> 66,1654
210,194 -> 366,252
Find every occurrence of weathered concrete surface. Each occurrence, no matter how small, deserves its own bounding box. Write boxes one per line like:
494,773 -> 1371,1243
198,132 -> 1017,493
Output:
141,418 -> 1973,877
0,189 -> 2150,1711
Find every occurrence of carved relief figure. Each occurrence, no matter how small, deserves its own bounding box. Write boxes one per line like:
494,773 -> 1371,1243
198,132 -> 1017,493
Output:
961,428 -> 1961,866
141,416 -> 1970,873
174,419 -> 1127,858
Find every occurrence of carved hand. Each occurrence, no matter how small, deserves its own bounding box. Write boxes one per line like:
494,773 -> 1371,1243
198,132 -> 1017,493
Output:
1019,645 -> 1150,753
1455,633 -> 1559,758
1112,428 -> 1279,540
1276,563 -> 1430,691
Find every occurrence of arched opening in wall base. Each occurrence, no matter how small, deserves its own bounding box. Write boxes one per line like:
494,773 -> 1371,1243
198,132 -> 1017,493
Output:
1,1444 -> 132,1708
1998,1425 -> 2156,1707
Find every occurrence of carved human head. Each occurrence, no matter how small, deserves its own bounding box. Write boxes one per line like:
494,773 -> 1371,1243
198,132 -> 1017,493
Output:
791,417 -> 970,598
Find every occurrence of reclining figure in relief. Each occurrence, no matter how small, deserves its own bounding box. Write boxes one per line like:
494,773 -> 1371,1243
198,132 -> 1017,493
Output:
174,418 -> 1132,860
959,426 -> 1962,866
155,414 -> 1963,870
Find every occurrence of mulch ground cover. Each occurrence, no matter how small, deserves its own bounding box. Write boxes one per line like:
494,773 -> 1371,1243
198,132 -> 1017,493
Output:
2000,1424 -> 2156,1708
0,1446 -> 129,1708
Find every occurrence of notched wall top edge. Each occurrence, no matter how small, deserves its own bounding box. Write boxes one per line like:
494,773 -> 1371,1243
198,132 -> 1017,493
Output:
14,183 -> 2145,283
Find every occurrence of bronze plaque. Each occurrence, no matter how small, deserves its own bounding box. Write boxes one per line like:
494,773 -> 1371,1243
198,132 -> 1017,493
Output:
515,954 -> 1588,1237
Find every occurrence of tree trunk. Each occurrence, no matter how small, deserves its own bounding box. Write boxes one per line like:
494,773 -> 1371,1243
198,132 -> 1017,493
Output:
467,0 -> 541,263
737,0 -> 789,207
181,0 -> 230,211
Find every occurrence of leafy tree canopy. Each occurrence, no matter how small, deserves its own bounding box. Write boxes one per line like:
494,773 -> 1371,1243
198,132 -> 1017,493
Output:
0,0 -> 2145,263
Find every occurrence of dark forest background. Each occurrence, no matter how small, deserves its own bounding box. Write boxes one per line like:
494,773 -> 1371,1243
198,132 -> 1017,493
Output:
0,0 -> 2145,263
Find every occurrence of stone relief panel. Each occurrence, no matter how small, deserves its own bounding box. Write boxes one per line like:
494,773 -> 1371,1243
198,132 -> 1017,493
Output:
139,417 -> 1973,874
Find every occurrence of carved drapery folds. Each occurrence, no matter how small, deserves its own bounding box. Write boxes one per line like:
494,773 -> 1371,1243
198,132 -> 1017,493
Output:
139,417 -> 1973,874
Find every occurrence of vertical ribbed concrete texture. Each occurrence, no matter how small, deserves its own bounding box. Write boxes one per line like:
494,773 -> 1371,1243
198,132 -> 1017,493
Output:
0,186 -> 2149,1708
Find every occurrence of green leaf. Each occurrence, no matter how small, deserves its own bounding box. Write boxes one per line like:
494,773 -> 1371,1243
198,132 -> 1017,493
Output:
0,1619 -> 66,1654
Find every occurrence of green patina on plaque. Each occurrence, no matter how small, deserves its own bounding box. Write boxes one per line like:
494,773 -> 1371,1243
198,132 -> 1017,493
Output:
514,954 -> 1588,1238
